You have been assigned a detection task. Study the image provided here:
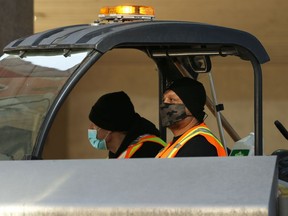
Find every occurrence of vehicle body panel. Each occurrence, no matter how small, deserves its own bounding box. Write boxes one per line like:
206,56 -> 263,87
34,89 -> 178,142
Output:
0,157 -> 278,215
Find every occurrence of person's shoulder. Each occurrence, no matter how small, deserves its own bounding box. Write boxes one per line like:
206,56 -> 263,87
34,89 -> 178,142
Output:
141,139 -> 166,148
131,140 -> 165,158
188,135 -> 210,144
176,135 -> 217,157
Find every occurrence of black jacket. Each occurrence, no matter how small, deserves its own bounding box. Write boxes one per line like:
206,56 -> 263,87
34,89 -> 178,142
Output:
109,113 -> 165,158
172,135 -> 218,157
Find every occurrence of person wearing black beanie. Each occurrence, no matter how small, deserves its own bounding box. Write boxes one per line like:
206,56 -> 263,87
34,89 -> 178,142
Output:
156,77 -> 227,158
88,91 -> 166,158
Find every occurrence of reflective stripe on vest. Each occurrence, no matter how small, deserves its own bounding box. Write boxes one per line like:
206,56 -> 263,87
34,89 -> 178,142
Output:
118,134 -> 167,159
156,123 -> 226,158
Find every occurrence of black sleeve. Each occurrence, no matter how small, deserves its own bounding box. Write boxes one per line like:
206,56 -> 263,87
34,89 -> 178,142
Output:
131,141 -> 164,158
175,135 -> 218,157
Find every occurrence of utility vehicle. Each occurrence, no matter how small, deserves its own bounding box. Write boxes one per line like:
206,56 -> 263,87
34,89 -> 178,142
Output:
0,5 -> 286,216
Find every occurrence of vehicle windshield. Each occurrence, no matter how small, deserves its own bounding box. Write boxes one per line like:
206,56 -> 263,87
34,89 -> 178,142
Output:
0,50 -> 91,160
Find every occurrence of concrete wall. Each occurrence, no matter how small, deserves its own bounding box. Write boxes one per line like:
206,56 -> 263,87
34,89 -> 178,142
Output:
0,0 -> 33,55
33,0 -> 288,158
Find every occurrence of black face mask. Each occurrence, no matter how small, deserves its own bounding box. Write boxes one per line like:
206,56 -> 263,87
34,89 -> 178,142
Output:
160,103 -> 190,127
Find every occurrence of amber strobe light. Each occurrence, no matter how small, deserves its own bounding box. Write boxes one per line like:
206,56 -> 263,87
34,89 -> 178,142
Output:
99,5 -> 155,21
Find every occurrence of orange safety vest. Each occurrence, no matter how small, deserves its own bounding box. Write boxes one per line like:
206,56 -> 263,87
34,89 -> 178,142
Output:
156,123 -> 227,158
118,134 -> 167,159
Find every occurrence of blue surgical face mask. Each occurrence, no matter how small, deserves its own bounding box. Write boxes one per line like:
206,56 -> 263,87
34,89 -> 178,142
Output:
88,129 -> 108,150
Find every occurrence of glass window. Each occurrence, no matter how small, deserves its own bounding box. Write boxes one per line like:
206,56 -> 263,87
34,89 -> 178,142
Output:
0,50 -> 91,160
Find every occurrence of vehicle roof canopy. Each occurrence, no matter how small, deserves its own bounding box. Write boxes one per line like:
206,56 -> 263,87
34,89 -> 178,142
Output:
4,21 -> 269,64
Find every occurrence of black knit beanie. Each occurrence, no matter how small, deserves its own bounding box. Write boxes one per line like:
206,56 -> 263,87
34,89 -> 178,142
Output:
89,91 -> 137,131
167,77 -> 206,122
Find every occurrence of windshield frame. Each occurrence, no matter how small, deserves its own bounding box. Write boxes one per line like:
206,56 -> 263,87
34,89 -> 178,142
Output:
32,50 -> 102,159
